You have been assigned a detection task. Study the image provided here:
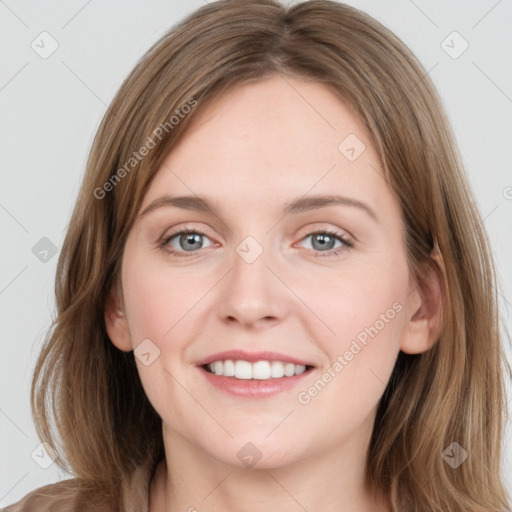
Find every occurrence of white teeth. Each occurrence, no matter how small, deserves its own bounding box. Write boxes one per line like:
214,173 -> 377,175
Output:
270,361 -> 285,378
205,359 -> 310,380
252,361 -> 271,380
214,361 -> 223,375
234,360 -> 252,379
295,365 -> 306,375
284,363 -> 295,377
223,359 -> 235,377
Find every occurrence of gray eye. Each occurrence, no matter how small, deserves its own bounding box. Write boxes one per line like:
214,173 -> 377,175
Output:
179,233 -> 203,251
307,233 -> 341,251
168,232 -> 213,252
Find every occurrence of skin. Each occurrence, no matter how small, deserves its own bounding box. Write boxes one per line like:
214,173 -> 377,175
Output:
105,74 -> 443,512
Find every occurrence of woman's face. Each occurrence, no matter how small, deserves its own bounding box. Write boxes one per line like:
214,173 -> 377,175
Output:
109,75 -> 426,469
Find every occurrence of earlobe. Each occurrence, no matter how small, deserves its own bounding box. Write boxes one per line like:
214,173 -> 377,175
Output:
104,289 -> 133,352
400,248 -> 445,355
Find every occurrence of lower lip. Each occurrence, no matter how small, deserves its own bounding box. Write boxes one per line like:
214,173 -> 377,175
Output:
198,366 -> 313,398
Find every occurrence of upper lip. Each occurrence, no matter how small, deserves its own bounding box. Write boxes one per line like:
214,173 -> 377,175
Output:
195,350 -> 315,367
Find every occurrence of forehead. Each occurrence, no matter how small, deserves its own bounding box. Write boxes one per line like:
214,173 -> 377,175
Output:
141,75 -> 393,218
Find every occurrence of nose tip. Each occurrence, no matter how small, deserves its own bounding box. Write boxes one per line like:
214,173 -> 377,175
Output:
217,245 -> 288,329
225,311 -> 278,329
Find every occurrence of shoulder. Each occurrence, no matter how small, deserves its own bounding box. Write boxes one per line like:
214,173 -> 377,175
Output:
0,479 -> 116,512
1,458 -> 158,512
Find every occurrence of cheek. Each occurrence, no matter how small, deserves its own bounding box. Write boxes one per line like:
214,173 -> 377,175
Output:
327,273 -> 406,351
299,254 -> 408,401
121,250 -> 210,345
299,253 -> 408,346
289,282 -> 406,451
120,253 -> 209,426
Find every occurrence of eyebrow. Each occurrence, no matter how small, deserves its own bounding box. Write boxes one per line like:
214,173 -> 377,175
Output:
138,194 -> 378,223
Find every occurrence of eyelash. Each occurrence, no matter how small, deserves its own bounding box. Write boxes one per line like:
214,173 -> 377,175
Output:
159,228 -> 353,258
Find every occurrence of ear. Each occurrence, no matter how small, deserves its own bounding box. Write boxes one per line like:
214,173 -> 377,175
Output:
104,285 -> 133,352
400,246 -> 445,354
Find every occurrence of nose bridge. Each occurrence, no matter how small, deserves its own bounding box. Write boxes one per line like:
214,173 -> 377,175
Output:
217,237 -> 288,327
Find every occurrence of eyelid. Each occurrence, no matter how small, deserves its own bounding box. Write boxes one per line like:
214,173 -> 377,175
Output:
159,223 -> 354,259
160,225 -> 216,252
295,222 -> 354,244
294,229 -> 353,256
160,222 -> 215,241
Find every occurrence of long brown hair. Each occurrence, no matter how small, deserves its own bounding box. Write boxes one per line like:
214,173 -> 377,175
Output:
31,1 -> 511,510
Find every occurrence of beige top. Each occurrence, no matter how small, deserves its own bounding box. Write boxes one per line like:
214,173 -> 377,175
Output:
0,460 -> 156,512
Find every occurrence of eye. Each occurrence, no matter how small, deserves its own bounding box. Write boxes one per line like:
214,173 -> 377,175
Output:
160,229 -> 214,257
298,230 -> 353,257
159,228 -> 353,258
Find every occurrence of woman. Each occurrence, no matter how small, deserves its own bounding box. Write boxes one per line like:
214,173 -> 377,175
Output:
3,0 -> 510,510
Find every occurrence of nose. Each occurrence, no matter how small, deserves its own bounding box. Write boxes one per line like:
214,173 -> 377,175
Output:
216,245 -> 291,330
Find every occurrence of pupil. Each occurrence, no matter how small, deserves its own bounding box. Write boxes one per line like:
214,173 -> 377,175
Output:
182,233 -> 202,251
313,234 -> 334,251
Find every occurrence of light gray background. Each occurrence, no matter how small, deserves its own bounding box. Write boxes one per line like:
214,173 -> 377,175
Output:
1,0 -> 511,506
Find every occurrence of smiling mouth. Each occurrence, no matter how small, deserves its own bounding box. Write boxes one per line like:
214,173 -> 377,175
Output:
202,360 -> 314,380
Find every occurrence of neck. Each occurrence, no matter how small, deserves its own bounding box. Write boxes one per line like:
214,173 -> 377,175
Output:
149,423 -> 391,512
